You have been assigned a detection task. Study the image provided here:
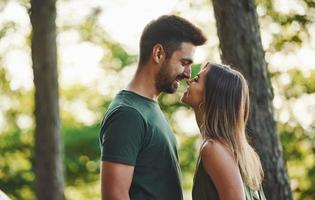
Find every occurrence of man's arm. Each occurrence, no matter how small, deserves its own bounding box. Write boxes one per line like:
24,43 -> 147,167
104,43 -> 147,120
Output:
101,161 -> 134,200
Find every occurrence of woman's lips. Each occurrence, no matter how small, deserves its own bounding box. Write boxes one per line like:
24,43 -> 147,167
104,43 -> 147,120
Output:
184,86 -> 190,94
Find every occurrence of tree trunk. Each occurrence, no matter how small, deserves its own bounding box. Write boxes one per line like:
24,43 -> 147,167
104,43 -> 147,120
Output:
30,0 -> 64,199
211,0 -> 292,199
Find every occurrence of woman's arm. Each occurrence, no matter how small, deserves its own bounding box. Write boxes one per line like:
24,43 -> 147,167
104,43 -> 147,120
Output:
201,141 -> 245,200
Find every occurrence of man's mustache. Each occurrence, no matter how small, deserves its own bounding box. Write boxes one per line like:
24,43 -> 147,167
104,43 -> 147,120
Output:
176,73 -> 189,80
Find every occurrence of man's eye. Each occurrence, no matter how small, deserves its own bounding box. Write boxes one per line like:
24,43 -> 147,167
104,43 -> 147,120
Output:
182,61 -> 189,66
182,60 -> 191,66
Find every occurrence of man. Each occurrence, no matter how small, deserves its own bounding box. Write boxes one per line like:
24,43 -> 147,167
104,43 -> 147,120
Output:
99,15 -> 207,200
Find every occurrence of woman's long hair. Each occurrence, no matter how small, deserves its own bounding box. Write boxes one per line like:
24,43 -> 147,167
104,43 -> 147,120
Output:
201,63 -> 263,190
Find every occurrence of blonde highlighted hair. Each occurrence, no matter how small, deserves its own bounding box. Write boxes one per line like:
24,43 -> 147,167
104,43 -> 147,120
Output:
201,63 -> 263,190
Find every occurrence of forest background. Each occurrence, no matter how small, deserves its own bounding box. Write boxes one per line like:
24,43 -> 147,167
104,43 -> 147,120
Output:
0,0 -> 314,199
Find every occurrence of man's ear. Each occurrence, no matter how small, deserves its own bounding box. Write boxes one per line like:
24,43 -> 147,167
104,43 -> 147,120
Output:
152,44 -> 165,64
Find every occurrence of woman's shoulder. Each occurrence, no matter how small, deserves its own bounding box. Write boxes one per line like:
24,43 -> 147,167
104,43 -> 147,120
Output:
200,139 -> 240,181
200,140 -> 245,199
201,140 -> 233,162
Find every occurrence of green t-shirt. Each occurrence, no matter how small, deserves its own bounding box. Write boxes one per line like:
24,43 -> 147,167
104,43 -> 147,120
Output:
99,90 -> 183,200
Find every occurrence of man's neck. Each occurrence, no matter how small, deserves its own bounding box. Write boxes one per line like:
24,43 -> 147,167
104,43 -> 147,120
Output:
126,67 -> 160,100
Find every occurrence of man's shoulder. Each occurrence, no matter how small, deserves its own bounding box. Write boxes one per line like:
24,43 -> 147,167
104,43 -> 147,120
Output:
109,90 -> 147,108
100,105 -> 146,137
105,105 -> 143,121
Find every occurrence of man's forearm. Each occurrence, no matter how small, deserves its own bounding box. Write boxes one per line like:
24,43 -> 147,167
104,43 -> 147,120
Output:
102,190 -> 130,200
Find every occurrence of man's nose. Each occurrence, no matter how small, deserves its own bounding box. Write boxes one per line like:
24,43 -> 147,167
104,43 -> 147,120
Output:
183,66 -> 191,79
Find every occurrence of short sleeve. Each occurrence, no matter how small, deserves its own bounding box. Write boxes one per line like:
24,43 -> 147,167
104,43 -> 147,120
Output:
99,106 -> 145,165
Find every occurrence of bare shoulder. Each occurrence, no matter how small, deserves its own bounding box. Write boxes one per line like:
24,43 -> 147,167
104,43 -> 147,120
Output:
201,140 -> 245,199
201,140 -> 235,167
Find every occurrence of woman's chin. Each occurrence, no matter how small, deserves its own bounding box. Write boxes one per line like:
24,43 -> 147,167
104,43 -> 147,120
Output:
180,95 -> 186,103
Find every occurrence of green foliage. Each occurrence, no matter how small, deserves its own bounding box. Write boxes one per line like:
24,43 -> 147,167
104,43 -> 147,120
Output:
270,69 -> 315,199
63,124 -> 100,184
271,69 -> 315,98
179,135 -> 199,190
0,21 -> 16,39
279,123 -> 315,200
269,69 -> 315,199
257,0 -> 314,51
0,123 -> 102,200
62,124 -> 101,200
191,63 -> 202,78
70,6 -> 137,69
285,69 -> 315,96
0,130 -> 35,200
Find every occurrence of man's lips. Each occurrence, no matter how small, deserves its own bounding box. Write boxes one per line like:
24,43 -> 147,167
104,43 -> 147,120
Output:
176,74 -> 189,82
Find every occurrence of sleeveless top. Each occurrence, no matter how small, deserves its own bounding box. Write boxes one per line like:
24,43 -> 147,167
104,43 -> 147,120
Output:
192,155 -> 266,200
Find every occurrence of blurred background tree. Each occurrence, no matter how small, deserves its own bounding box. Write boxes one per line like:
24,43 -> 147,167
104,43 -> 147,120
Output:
30,0 -> 64,199
212,0 -> 291,199
0,0 -> 314,200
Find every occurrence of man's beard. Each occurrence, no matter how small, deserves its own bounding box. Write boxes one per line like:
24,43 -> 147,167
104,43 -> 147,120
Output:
156,61 -> 183,94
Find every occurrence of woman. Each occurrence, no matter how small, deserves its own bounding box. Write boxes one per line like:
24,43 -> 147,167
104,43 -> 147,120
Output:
181,63 -> 266,200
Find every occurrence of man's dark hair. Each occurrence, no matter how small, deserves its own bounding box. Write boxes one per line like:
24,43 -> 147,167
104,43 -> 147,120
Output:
139,15 -> 207,66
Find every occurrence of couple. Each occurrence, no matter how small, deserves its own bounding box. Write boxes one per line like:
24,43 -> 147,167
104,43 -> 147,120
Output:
99,15 -> 266,200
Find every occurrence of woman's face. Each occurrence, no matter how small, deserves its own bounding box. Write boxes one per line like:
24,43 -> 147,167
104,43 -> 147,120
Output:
181,64 -> 209,109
